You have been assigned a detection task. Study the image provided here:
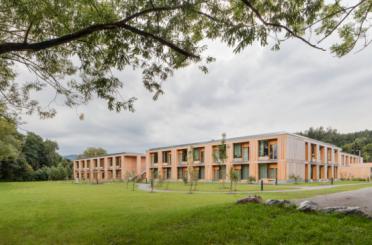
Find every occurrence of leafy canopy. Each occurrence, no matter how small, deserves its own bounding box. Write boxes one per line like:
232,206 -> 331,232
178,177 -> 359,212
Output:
79,147 -> 107,159
0,0 -> 371,118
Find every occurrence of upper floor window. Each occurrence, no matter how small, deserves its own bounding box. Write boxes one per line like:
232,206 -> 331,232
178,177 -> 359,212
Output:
233,143 -> 242,158
259,140 -> 277,159
162,151 -> 171,164
193,148 -> 204,162
150,152 -> 158,164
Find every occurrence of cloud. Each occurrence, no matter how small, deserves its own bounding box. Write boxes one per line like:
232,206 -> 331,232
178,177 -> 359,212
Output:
19,39 -> 372,155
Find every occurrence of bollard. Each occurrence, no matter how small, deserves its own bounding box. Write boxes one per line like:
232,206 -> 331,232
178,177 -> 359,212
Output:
260,179 -> 264,191
275,177 -> 278,186
331,177 -> 334,185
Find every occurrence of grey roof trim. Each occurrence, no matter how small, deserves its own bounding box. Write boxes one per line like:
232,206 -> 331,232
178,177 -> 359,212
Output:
148,131 -> 346,152
75,151 -> 145,161
288,133 -> 342,149
148,131 -> 288,151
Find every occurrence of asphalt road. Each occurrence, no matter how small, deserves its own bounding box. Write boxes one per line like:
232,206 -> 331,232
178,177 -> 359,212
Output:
303,187 -> 372,216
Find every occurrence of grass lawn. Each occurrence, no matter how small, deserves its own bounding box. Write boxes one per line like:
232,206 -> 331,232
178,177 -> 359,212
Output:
1,181 -> 372,245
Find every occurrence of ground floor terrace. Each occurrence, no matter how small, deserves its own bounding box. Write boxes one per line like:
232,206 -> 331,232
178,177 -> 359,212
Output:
73,152 -> 146,182
149,162 -> 341,183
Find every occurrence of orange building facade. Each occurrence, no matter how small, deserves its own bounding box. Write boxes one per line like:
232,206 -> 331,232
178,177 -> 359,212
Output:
73,152 -> 146,182
146,132 -> 364,183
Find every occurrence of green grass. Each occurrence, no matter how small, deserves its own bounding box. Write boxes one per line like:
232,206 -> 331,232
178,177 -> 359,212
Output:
0,181 -> 372,244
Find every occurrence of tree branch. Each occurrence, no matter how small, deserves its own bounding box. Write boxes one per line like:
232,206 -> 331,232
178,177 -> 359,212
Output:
0,4 -> 198,58
23,21 -> 33,44
241,0 -> 325,51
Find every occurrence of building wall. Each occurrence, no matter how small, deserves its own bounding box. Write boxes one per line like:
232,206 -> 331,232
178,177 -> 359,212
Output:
73,153 -> 146,182
146,132 -> 363,183
339,163 -> 372,179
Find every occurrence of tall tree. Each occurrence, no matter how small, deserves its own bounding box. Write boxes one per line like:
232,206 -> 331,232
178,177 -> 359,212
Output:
22,132 -> 47,169
79,147 -> 107,158
1,0 -> 371,119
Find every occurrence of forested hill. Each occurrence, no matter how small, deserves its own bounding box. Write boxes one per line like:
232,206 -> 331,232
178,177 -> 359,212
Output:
299,127 -> 372,162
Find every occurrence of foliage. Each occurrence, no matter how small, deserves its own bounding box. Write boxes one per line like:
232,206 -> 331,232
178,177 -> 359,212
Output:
299,127 -> 372,162
229,167 -> 240,192
78,147 -> 107,159
0,108 -> 72,181
289,174 -> 301,184
248,176 -> 256,184
1,1 -> 371,119
186,145 -> 198,193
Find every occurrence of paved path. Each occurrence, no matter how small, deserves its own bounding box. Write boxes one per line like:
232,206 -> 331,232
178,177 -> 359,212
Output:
298,187 -> 372,216
137,183 -> 371,194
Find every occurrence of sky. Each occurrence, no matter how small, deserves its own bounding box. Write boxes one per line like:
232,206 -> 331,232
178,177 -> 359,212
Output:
19,39 -> 372,156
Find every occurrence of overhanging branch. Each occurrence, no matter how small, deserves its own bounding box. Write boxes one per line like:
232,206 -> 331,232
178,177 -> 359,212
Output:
241,0 -> 325,51
0,4 -> 198,59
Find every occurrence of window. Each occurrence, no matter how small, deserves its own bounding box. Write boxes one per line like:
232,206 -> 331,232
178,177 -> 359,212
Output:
213,148 -> 220,162
233,143 -> 242,158
198,167 -> 205,179
242,147 -> 249,162
241,165 -> 249,179
259,141 -> 269,157
193,148 -> 200,161
269,144 -> 278,159
181,149 -> 187,162
162,151 -> 171,163
151,153 -> 158,164
259,164 -> 267,179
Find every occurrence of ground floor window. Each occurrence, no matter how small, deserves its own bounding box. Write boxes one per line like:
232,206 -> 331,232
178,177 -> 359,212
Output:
166,168 -> 171,179
197,167 -> 205,179
150,168 -> 158,179
259,164 -> 277,179
240,165 -> 249,179
213,165 -> 226,180
178,167 -> 186,179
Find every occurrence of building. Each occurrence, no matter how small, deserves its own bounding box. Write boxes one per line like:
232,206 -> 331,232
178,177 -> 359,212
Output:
73,152 -> 146,182
146,132 -> 364,183
339,163 -> 372,180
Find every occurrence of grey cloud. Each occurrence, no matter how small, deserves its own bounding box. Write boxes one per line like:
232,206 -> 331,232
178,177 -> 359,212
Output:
18,39 -> 372,155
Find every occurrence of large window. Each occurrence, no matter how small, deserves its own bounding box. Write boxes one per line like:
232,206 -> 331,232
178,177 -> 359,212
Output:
269,144 -> 278,159
233,143 -> 242,158
242,147 -> 249,162
213,147 -> 220,162
151,153 -> 158,164
193,148 -> 204,162
193,148 -> 200,161
162,151 -> 171,164
241,165 -> 249,179
259,140 -> 277,159
259,141 -> 269,157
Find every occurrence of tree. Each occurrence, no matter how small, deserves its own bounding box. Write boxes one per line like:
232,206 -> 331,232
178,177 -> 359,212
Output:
229,167 -> 240,192
79,147 -> 107,159
22,132 -> 46,169
362,144 -> 372,162
186,145 -> 195,194
300,127 -> 372,162
1,1 -> 371,119
218,133 -> 228,188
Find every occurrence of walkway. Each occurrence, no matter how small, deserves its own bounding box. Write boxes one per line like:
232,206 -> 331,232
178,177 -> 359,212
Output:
297,187 -> 372,216
137,182 -> 371,194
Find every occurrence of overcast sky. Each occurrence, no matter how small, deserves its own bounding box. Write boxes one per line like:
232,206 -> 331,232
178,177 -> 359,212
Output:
19,39 -> 372,156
